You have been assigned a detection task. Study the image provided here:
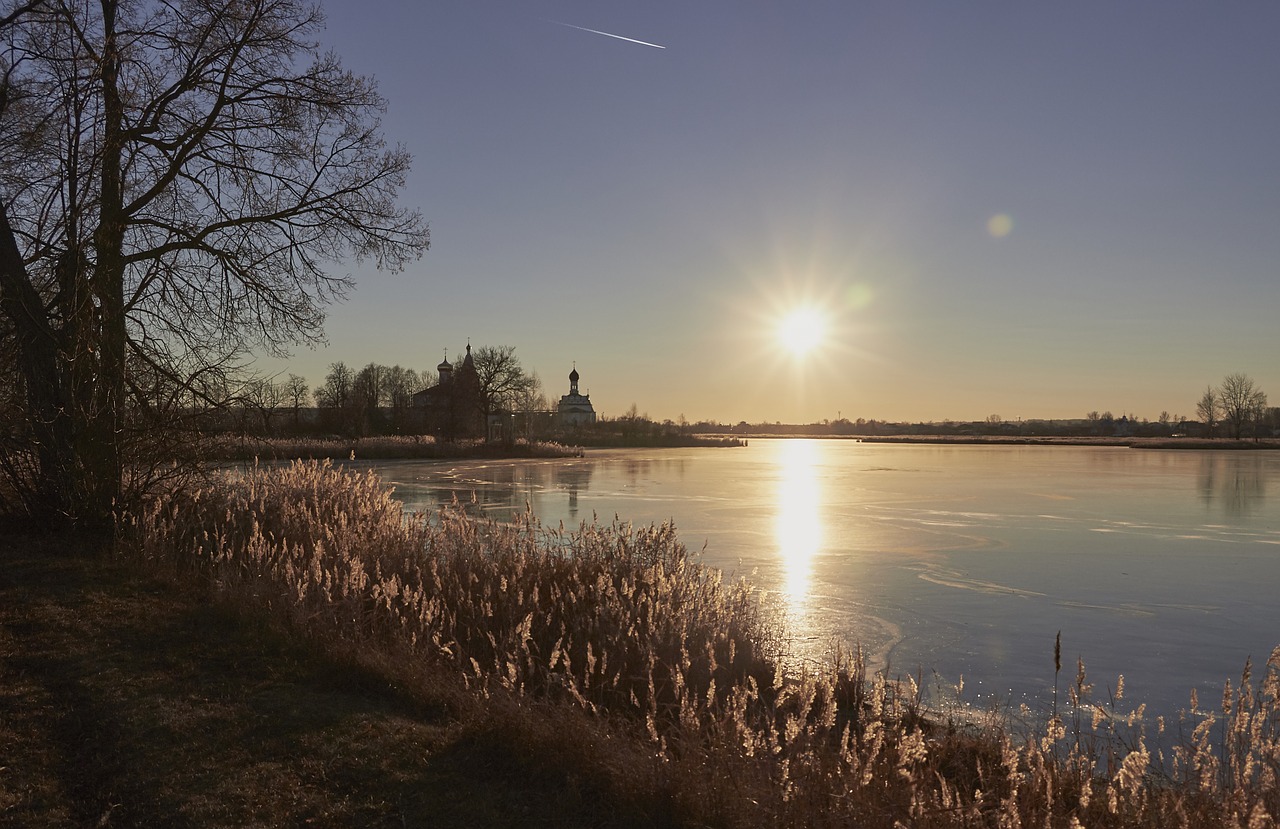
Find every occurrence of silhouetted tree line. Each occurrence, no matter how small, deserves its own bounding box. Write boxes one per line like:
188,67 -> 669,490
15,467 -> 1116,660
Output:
216,365 -> 1279,446
220,346 -> 549,441
672,377 -> 1278,440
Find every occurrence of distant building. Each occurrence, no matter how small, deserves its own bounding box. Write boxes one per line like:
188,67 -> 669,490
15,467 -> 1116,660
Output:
411,345 -> 485,439
556,364 -> 596,427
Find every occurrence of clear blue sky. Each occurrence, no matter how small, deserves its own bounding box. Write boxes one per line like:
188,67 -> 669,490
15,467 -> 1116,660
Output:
255,1 -> 1280,424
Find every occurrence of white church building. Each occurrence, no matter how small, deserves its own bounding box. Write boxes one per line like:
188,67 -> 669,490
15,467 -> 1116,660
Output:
556,365 -> 596,427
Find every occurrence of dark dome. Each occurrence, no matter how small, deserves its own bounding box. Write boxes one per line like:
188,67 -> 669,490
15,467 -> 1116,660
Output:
569,367 -> 579,383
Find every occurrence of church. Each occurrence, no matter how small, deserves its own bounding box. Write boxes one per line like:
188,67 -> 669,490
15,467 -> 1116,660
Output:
412,350 -> 597,438
410,345 -> 486,439
556,364 -> 596,427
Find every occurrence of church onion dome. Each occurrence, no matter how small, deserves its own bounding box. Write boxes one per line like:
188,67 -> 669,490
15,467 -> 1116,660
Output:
437,352 -> 452,372
569,367 -> 579,384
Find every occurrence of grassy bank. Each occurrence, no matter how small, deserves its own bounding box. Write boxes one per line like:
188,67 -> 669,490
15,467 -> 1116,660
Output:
4,462 -> 1279,826
567,434 -> 746,449
199,435 -> 583,461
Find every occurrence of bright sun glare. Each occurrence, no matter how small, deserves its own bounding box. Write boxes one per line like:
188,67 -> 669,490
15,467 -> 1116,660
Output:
777,306 -> 828,355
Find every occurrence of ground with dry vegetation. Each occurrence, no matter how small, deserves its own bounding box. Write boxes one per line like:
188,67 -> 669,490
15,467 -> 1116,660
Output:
199,434 -> 584,461
0,535 -> 673,828
3,461 -> 1278,827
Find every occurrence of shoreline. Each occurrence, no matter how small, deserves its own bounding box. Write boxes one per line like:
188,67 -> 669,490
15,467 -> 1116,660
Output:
196,433 -> 745,462
186,433 -> 1280,466
713,434 -> 1280,449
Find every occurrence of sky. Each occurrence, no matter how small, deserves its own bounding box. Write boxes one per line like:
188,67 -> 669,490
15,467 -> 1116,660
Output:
252,1 -> 1280,424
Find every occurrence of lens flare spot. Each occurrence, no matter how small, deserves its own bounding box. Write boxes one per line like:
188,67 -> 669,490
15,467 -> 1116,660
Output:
845,283 -> 874,310
987,213 -> 1014,238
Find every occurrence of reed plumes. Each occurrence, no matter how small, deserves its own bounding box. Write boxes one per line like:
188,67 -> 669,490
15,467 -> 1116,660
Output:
198,434 -> 582,461
118,461 -> 1280,828
119,460 -> 778,723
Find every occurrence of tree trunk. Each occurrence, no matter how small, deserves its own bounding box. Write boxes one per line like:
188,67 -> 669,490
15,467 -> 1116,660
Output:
84,0 -> 127,529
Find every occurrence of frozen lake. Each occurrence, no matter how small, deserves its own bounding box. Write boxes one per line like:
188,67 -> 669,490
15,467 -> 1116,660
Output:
358,440 -> 1280,719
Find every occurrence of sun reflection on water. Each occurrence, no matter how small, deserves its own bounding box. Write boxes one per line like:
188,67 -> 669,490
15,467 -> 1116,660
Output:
775,440 -> 823,622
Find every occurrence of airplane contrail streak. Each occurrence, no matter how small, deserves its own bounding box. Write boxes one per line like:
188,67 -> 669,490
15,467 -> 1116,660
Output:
549,20 -> 665,49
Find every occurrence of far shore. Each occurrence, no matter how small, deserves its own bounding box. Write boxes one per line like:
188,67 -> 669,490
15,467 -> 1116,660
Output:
861,435 -> 1280,449
197,432 -> 745,462
717,433 -> 1280,450
192,432 -> 1279,465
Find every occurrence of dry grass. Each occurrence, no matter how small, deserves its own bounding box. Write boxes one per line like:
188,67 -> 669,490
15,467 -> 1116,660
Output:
199,434 -> 583,461
0,532 -> 675,828
114,460 -> 1280,828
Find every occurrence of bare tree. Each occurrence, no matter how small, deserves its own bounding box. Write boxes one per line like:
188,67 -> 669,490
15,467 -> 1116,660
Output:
284,374 -> 310,427
384,365 -> 420,432
1249,392 -> 1270,442
510,370 -> 547,437
314,362 -> 353,410
0,0 -> 427,527
354,364 -> 389,410
240,377 -> 286,436
1218,373 -> 1264,440
350,363 -> 387,434
471,345 -> 536,433
1195,387 -> 1219,438
1265,407 -> 1280,438
385,365 -> 420,408
315,362 -> 358,435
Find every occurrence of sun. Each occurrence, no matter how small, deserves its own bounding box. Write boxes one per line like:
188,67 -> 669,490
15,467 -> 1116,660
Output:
776,306 -> 828,355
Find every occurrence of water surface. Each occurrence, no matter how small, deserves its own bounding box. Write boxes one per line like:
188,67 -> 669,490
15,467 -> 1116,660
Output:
362,440 -> 1280,718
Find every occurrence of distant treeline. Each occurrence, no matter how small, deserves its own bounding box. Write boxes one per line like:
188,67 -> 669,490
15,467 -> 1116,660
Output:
697,416 -> 1203,439
690,416 -> 1279,440
212,370 -> 1278,445
693,373 -> 1279,442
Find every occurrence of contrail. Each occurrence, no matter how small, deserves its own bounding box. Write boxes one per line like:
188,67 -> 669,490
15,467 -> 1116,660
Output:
548,19 -> 665,49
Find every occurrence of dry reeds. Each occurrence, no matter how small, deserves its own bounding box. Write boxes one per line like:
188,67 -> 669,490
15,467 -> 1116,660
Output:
198,434 -> 582,461
118,460 -> 1280,828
